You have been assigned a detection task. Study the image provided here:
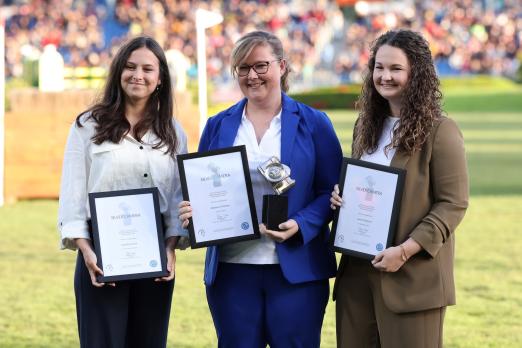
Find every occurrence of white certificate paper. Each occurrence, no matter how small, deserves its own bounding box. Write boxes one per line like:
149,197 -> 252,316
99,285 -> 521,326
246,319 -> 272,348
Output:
331,158 -> 405,259
89,188 -> 167,281
178,146 -> 259,248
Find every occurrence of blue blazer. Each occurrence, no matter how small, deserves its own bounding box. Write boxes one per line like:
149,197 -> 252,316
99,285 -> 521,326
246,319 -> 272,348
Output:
200,94 -> 343,285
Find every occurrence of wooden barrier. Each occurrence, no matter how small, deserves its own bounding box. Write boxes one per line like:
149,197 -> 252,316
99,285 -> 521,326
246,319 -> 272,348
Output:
4,89 -> 199,202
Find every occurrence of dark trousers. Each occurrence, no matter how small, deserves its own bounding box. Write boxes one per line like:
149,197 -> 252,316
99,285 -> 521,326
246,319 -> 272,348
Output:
74,252 -> 174,348
206,263 -> 330,348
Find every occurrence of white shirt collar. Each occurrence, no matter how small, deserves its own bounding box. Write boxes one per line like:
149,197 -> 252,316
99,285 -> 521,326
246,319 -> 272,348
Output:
241,105 -> 282,125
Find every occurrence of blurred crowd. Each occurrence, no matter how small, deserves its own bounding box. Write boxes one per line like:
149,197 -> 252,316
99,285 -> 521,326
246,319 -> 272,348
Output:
117,0 -> 337,86
334,0 -> 522,83
3,0 -> 336,90
3,0 -> 522,90
4,0 -> 107,78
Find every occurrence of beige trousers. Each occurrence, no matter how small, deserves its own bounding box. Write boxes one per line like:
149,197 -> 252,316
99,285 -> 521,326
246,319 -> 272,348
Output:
335,258 -> 446,348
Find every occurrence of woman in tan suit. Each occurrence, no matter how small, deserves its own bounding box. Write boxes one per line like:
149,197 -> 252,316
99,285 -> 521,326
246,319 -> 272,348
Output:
330,29 -> 469,348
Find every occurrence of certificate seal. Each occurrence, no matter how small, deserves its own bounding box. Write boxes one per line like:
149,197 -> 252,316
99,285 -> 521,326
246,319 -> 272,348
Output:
149,260 -> 158,268
376,243 -> 384,251
241,222 -> 249,230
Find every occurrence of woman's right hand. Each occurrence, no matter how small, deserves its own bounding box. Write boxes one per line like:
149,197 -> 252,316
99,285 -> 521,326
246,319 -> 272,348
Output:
330,184 -> 343,210
178,201 -> 192,229
75,238 -> 114,288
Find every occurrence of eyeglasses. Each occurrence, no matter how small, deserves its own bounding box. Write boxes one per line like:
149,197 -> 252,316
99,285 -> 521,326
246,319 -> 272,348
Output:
235,60 -> 280,77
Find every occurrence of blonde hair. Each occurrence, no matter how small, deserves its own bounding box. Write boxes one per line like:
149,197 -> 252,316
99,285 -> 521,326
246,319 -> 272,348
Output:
230,31 -> 291,92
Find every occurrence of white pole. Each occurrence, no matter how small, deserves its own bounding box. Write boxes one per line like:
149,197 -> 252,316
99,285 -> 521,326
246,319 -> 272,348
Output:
195,9 -> 223,136
196,20 -> 207,136
0,21 -> 5,206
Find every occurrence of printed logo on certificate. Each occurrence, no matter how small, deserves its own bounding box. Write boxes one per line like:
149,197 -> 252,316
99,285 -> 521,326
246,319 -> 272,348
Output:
330,158 -> 405,259
88,188 -> 169,282
177,145 -> 260,248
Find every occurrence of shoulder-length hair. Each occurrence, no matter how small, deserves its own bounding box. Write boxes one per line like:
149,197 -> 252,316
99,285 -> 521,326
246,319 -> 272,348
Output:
352,29 -> 443,159
76,36 -> 178,156
230,30 -> 292,92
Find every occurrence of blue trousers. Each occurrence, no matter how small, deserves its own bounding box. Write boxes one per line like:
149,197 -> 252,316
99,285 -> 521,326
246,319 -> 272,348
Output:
206,263 -> 330,348
74,252 -> 174,348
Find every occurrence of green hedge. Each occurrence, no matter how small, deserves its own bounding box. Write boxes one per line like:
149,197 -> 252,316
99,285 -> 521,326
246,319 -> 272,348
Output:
440,75 -> 521,91
290,85 -> 361,110
4,78 -> 32,111
290,76 -> 522,111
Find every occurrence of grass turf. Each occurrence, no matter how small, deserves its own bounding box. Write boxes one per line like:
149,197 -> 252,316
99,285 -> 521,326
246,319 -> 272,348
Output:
1,91 -> 521,346
0,196 -> 521,347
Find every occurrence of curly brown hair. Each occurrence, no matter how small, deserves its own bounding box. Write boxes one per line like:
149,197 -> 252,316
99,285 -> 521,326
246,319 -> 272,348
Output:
352,29 -> 443,158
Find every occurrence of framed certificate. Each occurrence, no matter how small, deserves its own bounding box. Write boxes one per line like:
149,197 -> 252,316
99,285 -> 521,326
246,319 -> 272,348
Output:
330,158 -> 406,259
88,188 -> 168,282
177,145 -> 260,248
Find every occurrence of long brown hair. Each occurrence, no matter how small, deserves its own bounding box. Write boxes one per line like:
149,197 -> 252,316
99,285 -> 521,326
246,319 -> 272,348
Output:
76,36 -> 178,156
352,29 -> 443,158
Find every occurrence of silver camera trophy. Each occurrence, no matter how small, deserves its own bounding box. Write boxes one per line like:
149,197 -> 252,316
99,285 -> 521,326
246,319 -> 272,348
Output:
258,157 -> 295,231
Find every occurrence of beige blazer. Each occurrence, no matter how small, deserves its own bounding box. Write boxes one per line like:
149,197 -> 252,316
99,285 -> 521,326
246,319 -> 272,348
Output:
334,116 -> 469,313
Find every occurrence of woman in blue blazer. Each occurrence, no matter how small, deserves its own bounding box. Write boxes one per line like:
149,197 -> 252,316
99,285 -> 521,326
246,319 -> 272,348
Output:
179,31 -> 342,347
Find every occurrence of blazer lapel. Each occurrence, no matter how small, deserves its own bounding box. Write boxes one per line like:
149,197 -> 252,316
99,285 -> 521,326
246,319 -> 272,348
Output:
390,149 -> 411,169
217,98 -> 247,148
280,94 -> 300,166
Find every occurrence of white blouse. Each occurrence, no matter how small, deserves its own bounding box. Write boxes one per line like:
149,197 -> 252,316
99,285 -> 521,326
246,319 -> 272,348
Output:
218,106 -> 282,264
57,115 -> 188,250
361,116 -> 400,166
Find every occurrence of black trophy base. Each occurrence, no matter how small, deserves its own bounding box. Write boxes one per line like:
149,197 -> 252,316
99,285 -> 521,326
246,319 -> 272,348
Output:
262,195 -> 288,231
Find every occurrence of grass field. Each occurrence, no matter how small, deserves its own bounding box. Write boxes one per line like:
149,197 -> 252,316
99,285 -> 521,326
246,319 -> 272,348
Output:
1,89 -> 521,347
329,109 -> 522,196
1,196 -> 521,347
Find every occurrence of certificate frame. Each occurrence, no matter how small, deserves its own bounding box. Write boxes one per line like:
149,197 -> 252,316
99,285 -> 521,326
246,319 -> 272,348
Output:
177,145 -> 260,248
330,158 -> 406,260
89,187 -> 169,282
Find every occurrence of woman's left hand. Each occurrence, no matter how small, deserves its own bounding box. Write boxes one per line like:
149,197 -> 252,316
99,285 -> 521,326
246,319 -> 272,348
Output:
371,246 -> 405,272
330,184 -> 342,210
155,236 -> 177,282
260,219 -> 299,243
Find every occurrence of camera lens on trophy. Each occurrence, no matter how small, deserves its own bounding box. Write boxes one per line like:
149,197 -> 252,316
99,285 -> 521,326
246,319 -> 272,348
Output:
268,166 -> 281,179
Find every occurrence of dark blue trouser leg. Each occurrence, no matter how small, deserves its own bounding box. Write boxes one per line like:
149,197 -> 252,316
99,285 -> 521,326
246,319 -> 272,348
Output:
206,263 -> 329,348
74,252 -> 174,348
